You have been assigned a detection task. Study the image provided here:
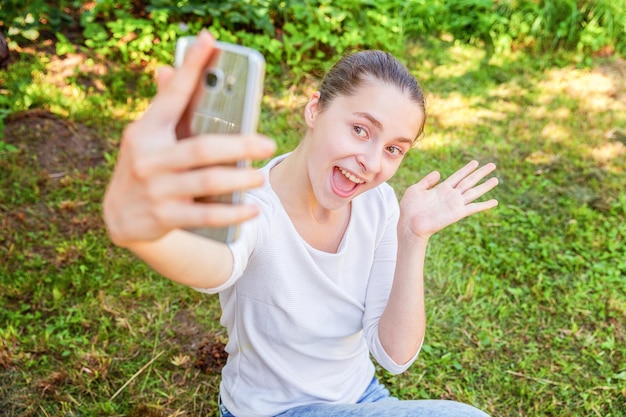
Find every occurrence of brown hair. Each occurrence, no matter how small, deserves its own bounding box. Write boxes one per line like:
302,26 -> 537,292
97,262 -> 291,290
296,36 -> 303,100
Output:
318,50 -> 426,137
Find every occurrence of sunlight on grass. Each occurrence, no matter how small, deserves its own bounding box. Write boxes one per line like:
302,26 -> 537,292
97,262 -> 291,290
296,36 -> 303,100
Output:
431,45 -> 485,78
537,65 -> 626,113
539,121 -> 570,142
587,141 -> 626,173
263,84 -> 312,113
426,93 -> 509,130
524,149 -> 560,165
414,131 -> 459,150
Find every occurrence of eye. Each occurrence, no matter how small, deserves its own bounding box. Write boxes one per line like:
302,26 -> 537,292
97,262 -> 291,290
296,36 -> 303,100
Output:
386,145 -> 405,157
353,125 -> 369,139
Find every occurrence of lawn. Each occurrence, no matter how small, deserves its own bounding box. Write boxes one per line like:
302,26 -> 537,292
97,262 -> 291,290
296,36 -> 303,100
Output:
1,36 -> 624,416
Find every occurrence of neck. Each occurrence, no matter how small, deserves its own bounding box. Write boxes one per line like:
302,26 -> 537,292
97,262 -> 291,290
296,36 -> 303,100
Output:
270,146 -> 352,253
270,146 -> 341,224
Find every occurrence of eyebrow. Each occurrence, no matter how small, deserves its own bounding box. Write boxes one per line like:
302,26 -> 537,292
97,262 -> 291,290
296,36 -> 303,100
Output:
353,112 -> 383,129
353,112 -> 415,144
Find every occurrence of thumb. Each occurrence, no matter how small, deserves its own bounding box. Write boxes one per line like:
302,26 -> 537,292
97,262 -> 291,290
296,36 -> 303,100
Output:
144,31 -> 217,128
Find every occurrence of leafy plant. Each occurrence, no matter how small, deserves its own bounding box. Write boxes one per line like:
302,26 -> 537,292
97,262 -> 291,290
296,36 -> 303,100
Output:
0,0 -> 79,44
2,0 -> 625,83
0,139 -> 17,153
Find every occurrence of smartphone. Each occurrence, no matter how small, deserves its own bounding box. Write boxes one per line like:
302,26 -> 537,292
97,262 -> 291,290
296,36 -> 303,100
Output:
174,36 -> 265,242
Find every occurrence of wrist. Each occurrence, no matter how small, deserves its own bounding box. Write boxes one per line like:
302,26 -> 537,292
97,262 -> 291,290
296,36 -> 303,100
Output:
397,220 -> 431,248
397,230 -> 430,254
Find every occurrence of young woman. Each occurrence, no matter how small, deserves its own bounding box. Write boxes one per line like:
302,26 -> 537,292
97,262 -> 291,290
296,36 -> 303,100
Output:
103,31 -> 498,417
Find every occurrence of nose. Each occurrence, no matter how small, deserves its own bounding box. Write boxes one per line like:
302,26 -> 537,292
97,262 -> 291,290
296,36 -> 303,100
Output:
356,146 -> 382,174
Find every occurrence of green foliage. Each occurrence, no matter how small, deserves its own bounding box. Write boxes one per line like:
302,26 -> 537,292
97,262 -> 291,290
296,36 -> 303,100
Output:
76,0 -> 412,79
2,0 -> 624,84
403,0 -> 626,56
0,139 -> 18,153
491,0 -> 626,55
0,0 -> 79,42
0,105 -> 9,140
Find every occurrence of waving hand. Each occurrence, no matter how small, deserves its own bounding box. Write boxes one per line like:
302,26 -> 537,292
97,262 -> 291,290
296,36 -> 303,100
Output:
398,161 -> 499,242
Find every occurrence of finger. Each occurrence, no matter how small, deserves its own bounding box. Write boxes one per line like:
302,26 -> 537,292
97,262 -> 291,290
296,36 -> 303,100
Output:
158,201 -> 261,229
442,160 -> 480,188
456,162 -> 497,193
145,31 -> 218,127
462,177 -> 499,204
137,134 -> 276,177
149,167 -> 266,200
413,171 -> 441,190
465,199 -> 499,216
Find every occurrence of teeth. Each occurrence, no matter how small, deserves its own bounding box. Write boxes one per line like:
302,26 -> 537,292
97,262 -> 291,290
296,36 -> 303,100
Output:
340,168 -> 364,184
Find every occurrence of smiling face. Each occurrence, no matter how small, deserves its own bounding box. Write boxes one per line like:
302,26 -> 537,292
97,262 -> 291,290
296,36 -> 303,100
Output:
301,79 -> 425,210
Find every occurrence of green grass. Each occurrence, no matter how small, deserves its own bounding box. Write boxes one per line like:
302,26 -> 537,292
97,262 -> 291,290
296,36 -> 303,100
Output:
1,38 -> 625,416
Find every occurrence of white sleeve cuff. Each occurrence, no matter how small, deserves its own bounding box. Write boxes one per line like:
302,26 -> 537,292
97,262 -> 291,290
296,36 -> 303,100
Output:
370,331 -> 423,375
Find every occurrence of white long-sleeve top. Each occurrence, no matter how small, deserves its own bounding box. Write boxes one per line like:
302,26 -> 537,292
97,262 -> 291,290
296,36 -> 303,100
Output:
197,155 -> 420,417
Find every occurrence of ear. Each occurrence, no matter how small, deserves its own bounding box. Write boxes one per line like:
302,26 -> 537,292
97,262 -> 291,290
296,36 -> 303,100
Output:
304,91 -> 321,128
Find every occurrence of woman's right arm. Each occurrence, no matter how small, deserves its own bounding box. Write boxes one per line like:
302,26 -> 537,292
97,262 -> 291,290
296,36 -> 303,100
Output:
102,31 -> 275,289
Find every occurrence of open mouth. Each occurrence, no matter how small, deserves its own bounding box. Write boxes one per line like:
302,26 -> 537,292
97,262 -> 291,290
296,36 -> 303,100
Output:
331,166 -> 365,198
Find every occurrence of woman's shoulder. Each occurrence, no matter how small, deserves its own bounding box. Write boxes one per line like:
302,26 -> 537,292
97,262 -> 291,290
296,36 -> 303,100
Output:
375,181 -> 397,199
352,182 -> 399,226
245,153 -> 287,209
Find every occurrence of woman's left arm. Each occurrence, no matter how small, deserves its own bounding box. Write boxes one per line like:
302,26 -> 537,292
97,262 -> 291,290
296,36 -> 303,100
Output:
378,161 -> 499,365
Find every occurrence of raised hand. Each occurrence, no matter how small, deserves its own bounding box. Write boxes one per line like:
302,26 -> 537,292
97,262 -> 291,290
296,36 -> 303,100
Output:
398,161 -> 499,243
103,31 -> 276,247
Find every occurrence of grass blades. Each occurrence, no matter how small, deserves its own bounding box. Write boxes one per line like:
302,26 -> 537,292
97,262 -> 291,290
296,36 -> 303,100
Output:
1,37 -> 625,416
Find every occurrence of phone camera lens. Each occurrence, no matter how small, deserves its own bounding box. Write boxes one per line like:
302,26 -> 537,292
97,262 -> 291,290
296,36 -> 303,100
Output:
206,71 -> 219,88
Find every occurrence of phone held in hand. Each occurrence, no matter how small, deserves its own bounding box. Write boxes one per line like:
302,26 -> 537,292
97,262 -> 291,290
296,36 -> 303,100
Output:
174,36 -> 266,243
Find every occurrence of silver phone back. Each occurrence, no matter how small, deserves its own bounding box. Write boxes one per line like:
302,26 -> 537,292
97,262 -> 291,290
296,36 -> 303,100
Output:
175,38 -> 265,242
